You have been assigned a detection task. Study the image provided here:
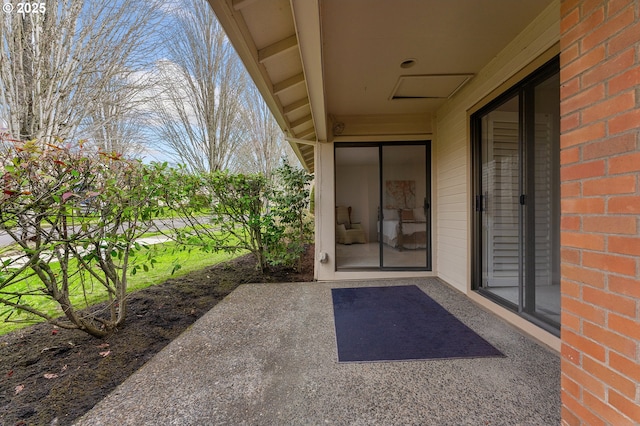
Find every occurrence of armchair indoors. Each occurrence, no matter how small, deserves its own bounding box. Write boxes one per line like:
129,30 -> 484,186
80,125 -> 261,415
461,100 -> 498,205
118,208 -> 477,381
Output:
335,206 -> 366,244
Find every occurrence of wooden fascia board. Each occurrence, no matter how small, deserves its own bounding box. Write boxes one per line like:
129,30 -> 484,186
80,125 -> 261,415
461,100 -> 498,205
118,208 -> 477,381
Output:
291,0 -> 327,142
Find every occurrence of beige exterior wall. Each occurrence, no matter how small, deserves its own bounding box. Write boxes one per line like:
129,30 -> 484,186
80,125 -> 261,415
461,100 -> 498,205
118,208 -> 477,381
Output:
434,0 -> 561,295
314,1 -> 561,308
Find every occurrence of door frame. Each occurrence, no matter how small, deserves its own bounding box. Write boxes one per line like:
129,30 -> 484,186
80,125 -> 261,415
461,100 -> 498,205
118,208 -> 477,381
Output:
334,141 -> 432,272
471,56 -> 560,335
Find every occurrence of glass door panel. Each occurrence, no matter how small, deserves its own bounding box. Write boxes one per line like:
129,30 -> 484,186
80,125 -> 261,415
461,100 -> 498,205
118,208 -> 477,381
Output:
381,145 -> 429,268
531,71 -> 561,325
335,146 -> 380,269
479,95 -> 520,306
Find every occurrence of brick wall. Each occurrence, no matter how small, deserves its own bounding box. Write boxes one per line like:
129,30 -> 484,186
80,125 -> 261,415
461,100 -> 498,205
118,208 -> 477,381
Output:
560,0 -> 640,424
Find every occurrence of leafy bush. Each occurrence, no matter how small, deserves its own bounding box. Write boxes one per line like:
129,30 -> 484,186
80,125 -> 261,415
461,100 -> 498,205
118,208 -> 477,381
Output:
159,161 -> 313,272
266,160 -> 314,270
0,138 -> 166,337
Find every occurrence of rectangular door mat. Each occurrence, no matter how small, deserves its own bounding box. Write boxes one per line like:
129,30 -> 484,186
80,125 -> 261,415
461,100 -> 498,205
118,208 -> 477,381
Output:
331,285 -> 505,362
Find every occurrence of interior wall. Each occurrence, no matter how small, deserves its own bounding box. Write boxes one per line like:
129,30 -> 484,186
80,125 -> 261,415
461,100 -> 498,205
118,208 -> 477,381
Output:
434,0 -> 561,294
335,163 -> 378,241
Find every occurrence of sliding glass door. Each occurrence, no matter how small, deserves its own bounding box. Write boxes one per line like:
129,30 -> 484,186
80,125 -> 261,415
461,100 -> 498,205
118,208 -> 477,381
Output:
473,58 -> 560,332
335,142 -> 431,271
381,145 -> 430,268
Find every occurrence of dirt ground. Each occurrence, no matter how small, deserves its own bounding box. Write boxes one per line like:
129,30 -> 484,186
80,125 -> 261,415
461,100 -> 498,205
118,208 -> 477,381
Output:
0,245 -> 314,426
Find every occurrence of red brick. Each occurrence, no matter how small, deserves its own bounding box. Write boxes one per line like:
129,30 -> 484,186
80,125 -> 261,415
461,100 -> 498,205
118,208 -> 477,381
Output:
562,231 -> 605,250
562,359 -> 606,398
562,9 -> 605,50
609,314 -> 640,341
581,91 -> 636,123
583,46 -> 636,88
561,405 -> 583,426
562,296 -> 607,326
583,175 -> 636,196
562,310 -> 582,331
583,216 -> 637,234
563,392 -> 607,426
584,390 -> 636,426
608,390 -> 640,424
561,3 -> 581,28
609,236 -> 640,257
562,83 -> 606,115
561,406 -> 581,426
562,181 -> 582,197
562,374 -> 582,401
562,247 -> 581,264
563,279 -> 582,299
581,0 -> 604,17
609,21 -> 640,55
608,196 -> 640,214
584,133 -> 636,161
562,160 -> 606,181
560,122 -> 606,148
582,5 -> 635,51
583,287 -> 636,317
609,351 -> 640,382
561,77 -> 581,100
562,197 -> 605,214
561,43 -> 582,68
564,263 -> 605,287
610,152 -> 640,174
582,251 -> 636,276
607,0 -> 635,17
609,65 -> 640,95
563,342 -> 582,366
609,275 -> 640,299
584,322 -> 637,358
561,146 -> 581,164
562,216 -> 581,231
609,110 -> 640,135
583,356 -> 637,399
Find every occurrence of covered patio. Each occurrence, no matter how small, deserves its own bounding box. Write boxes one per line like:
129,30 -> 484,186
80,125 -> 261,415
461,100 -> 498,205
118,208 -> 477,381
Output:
76,278 -> 559,425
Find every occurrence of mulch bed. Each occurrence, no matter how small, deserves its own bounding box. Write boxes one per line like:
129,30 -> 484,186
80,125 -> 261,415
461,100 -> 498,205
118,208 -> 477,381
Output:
0,245 -> 314,426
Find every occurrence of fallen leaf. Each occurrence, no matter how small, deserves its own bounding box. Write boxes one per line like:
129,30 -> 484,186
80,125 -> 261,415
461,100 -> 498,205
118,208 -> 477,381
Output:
7,370 -> 13,377
61,191 -> 76,201
44,373 -> 58,379
15,384 -> 24,395
99,350 -> 110,358
61,364 -> 68,373
96,343 -> 109,349
51,329 -> 58,335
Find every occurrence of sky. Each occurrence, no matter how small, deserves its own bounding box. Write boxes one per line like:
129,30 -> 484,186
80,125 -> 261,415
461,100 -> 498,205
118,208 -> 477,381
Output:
0,0 -> 293,171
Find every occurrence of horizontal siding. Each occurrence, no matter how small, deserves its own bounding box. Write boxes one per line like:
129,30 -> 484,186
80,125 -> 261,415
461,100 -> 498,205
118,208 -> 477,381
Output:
434,0 -> 560,293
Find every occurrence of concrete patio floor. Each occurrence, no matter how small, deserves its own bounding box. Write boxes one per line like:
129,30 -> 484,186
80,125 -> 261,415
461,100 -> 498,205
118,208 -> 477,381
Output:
75,278 -> 560,425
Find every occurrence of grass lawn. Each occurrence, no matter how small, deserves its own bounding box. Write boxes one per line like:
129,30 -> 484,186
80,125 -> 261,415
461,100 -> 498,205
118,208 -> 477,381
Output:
0,242 -> 242,335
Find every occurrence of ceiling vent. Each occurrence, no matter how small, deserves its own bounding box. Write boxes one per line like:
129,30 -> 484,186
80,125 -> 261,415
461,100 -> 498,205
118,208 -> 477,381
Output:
389,74 -> 474,100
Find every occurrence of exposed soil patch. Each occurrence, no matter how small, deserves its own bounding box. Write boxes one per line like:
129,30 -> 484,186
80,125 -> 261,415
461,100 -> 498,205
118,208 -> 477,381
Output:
0,245 -> 314,426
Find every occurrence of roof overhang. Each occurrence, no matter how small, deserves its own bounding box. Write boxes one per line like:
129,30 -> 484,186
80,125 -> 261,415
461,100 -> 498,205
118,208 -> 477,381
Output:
207,0 -> 323,172
207,0 -> 555,173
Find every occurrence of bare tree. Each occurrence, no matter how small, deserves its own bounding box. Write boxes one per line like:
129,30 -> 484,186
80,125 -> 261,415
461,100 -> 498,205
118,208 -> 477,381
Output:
231,84 -> 287,179
83,72 -> 157,158
150,0 -> 248,173
0,0 -> 161,146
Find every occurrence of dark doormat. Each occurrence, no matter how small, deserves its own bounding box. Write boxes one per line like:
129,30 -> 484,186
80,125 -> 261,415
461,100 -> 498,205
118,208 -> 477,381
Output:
331,285 -> 505,362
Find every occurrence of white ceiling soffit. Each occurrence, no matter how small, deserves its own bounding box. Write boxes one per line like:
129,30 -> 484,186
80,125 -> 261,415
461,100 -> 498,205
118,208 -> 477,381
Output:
321,0 -> 555,117
390,74 -> 474,100
208,0 -> 556,171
